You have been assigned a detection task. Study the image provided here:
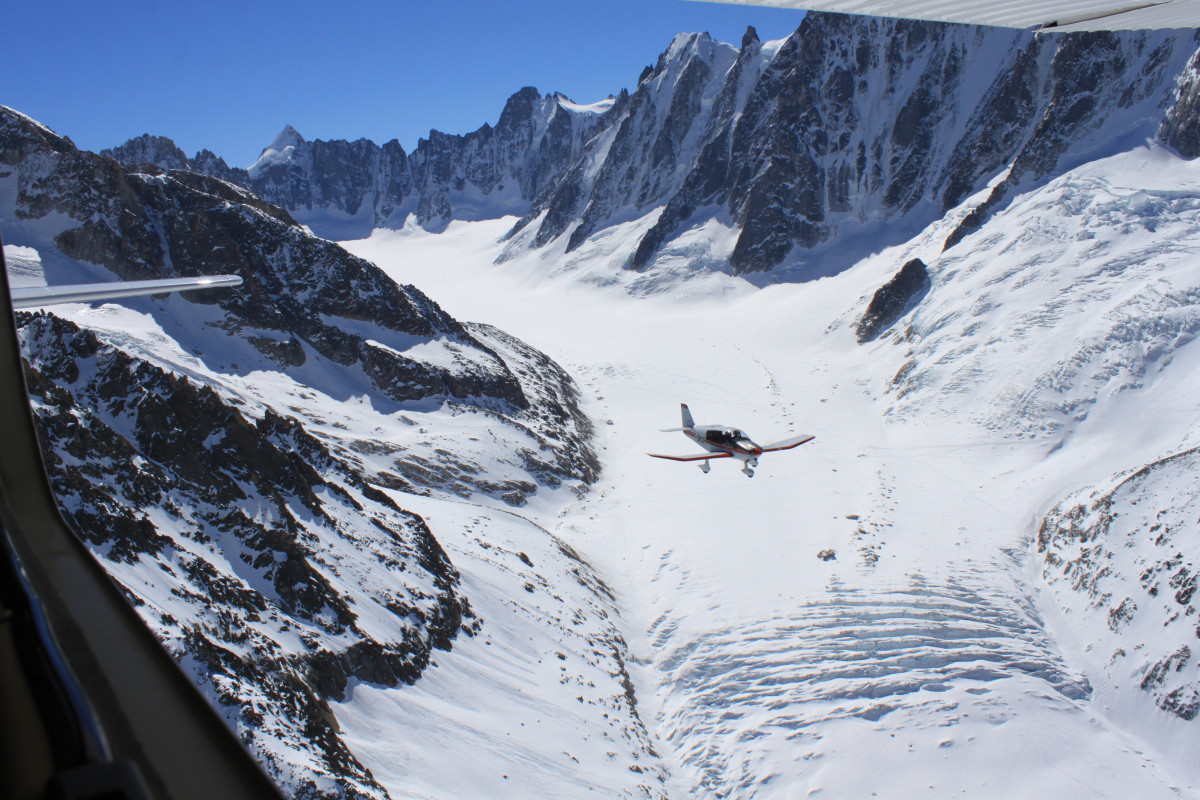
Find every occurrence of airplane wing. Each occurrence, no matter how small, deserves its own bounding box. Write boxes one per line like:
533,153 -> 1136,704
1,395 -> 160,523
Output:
694,0 -> 1200,32
648,451 -> 734,461
760,434 -> 816,452
11,274 -> 243,309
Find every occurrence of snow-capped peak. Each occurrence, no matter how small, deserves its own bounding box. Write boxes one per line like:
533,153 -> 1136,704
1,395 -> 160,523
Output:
651,31 -> 732,83
267,123 -> 304,152
553,94 -> 615,116
248,124 -> 306,177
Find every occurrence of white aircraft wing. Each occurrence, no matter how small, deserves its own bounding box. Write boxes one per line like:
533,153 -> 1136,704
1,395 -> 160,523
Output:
693,0 -> 1200,32
760,434 -> 816,452
648,451 -> 734,461
11,274 -> 243,310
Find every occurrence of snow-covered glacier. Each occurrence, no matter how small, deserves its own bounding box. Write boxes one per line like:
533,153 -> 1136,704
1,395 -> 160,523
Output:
343,140 -> 1200,796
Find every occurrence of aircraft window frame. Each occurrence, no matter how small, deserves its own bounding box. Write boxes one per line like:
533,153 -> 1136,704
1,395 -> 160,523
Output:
0,241 -> 284,800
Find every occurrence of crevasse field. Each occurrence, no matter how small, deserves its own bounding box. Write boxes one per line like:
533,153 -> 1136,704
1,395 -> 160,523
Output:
323,144 -> 1200,799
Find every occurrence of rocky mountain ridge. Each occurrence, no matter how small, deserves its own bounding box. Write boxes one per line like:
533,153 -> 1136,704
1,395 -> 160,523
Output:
19,310 -> 470,798
105,15 -> 1200,285
2,103 -> 602,799
3,104 -> 597,497
510,17 -> 1197,278
103,88 -> 615,240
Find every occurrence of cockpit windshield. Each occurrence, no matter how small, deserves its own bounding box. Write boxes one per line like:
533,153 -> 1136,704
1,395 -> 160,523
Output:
706,428 -> 751,448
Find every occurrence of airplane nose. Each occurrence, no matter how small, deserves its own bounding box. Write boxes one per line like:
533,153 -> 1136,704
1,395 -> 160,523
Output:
738,439 -> 762,455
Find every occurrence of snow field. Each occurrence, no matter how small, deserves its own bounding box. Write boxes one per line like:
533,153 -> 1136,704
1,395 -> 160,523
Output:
345,147 -> 1200,798
335,494 -> 665,799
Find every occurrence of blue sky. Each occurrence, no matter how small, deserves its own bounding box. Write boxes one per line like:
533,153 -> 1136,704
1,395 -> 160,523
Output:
4,0 -> 803,168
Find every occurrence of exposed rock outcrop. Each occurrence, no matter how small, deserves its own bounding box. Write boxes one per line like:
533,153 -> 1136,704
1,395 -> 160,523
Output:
856,257 -> 930,343
103,88 -> 615,240
510,17 -> 1195,278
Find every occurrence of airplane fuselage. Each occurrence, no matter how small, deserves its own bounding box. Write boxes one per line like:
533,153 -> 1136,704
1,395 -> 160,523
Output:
684,425 -> 762,463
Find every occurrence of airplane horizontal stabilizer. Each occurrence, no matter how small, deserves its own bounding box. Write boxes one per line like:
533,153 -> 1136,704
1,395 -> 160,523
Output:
760,434 -> 815,452
647,451 -> 733,462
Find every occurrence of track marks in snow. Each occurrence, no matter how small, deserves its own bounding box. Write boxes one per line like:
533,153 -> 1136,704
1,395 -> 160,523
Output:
845,466 -> 898,572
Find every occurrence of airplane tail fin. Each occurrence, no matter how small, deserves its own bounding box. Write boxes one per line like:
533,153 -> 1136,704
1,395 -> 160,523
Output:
680,403 -> 695,429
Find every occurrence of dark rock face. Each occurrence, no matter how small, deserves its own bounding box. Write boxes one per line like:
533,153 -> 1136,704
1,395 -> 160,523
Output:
719,19 -> 1188,273
563,35 -> 722,252
511,33 -> 739,255
855,258 -> 930,343
4,107 -> 599,501
19,312 -> 474,799
510,16 -> 1195,278
246,126 -> 413,237
3,106 -> 605,797
945,30 -> 1187,250
1159,35 -> 1200,157
189,147 -> 251,186
467,322 -> 600,487
4,103 -> 602,491
101,133 -> 191,172
402,87 -> 610,233
937,36 -> 1044,212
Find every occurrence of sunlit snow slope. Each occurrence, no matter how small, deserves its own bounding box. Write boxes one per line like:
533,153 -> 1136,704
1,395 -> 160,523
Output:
343,142 -> 1200,799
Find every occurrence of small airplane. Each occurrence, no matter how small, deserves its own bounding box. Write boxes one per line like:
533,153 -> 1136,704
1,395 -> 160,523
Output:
648,403 -> 814,477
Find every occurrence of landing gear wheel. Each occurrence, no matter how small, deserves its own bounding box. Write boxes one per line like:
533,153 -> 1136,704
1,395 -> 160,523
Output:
699,460 -> 711,474
742,466 -> 755,478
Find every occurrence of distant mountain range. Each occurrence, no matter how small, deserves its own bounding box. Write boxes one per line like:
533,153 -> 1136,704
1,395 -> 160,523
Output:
102,88 -> 613,241
104,14 -> 1200,283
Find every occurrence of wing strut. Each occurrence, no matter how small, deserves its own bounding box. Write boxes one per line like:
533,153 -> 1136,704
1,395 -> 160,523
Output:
11,275 -> 243,309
